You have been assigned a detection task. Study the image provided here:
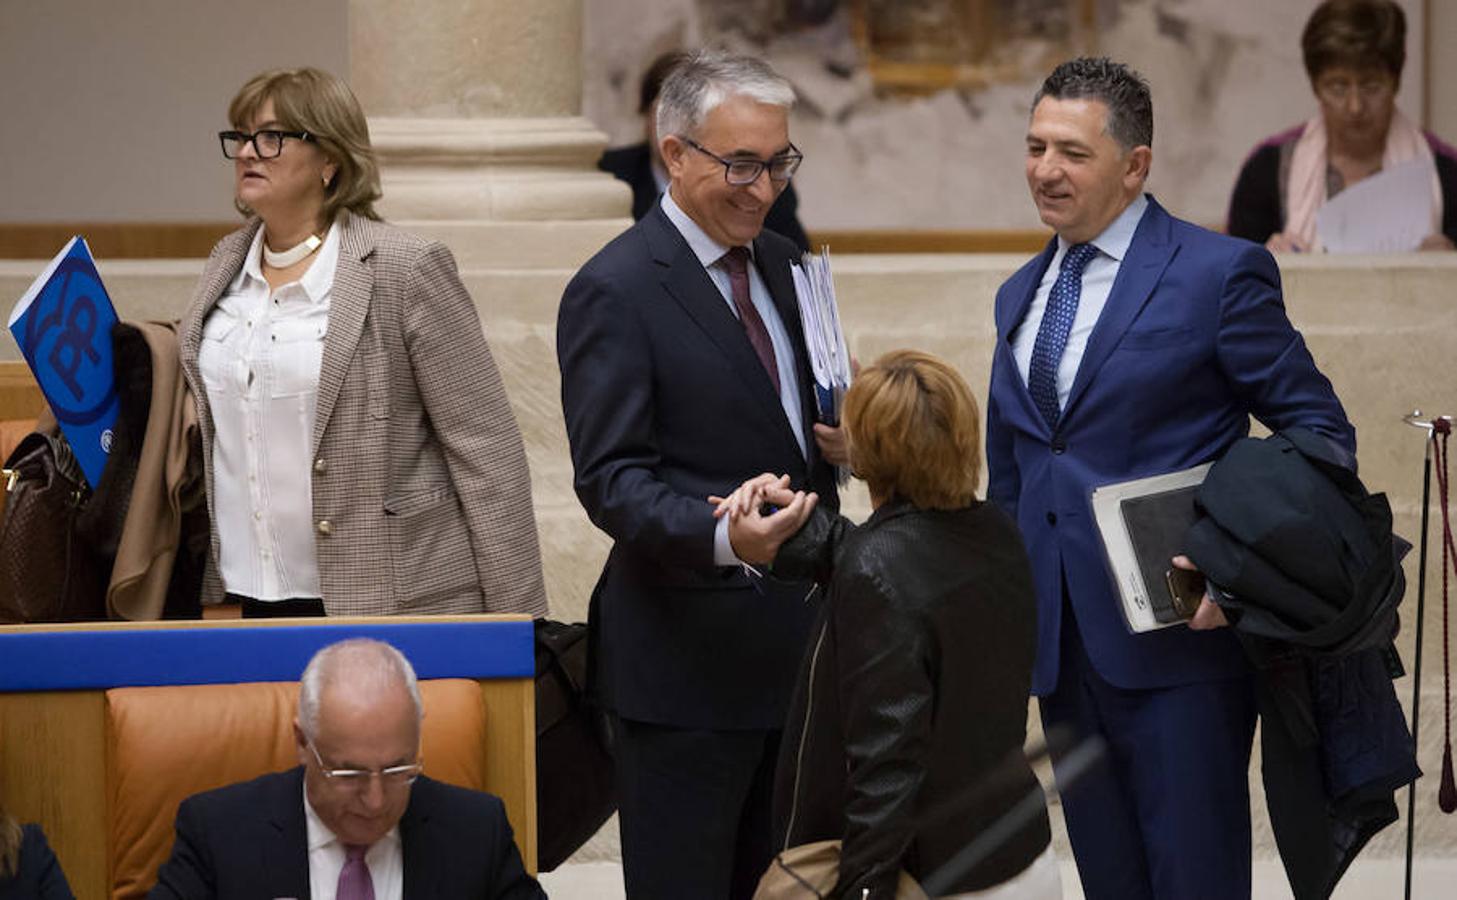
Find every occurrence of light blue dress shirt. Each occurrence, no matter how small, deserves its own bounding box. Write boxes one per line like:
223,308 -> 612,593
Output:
1012,194 -> 1150,411
659,190 -> 807,565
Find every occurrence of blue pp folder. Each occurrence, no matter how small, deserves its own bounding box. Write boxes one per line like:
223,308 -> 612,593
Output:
7,236 -> 119,488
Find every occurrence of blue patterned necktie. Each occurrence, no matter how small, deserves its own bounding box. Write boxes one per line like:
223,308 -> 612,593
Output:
1027,242 -> 1098,428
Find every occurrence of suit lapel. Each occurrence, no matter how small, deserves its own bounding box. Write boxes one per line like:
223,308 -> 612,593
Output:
995,237 -> 1059,432
399,781 -> 440,898
645,208 -> 806,460
1062,198 -> 1178,422
264,768 -> 313,900
755,234 -> 820,458
312,212 -> 374,456
180,222 -> 258,367
179,223 -> 257,453
998,237 -> 1058,339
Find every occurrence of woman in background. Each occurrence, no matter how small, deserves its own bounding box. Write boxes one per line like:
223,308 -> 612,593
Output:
180,67 -> 546,617
1226,0 -> 1456,252
720,351 -> 1056,899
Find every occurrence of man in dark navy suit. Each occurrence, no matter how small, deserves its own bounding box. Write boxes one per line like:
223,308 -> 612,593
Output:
985,58 -> 1354,899
598,50 -> 812,252
149,639 -> 542,900
559,50 -> 840,900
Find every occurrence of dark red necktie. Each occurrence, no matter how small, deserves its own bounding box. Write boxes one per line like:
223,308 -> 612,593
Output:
720,246 -> 780,393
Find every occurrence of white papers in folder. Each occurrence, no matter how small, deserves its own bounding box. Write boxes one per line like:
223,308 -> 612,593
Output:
790,248 -> 853,482
1316,159 -> 1436,252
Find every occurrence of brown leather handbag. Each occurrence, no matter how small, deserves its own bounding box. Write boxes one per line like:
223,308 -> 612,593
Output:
0,431 -> 108,623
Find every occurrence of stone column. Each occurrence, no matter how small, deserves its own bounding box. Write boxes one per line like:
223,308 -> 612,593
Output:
348,0 -> 630,267
346,0 -> 625,637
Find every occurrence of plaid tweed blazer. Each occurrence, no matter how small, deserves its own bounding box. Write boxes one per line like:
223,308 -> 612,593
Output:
178,212 -> 547,616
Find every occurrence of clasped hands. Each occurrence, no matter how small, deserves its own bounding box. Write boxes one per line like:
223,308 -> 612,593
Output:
709,478 -> 1228,630
709,473 -> 818,566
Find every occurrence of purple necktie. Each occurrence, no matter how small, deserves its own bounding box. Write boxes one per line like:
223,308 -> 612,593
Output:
720,246 -> 780,393
337,843 -> 375,900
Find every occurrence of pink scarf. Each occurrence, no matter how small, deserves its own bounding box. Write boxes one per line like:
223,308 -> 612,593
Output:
1283,108 -> 1443,251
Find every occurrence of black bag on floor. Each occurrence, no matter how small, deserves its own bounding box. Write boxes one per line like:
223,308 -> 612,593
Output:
535,618 -> 616,871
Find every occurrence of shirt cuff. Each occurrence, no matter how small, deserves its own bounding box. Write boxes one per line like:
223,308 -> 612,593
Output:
713,513 -> 742,567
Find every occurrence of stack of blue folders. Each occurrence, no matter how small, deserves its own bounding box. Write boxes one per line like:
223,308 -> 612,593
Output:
790,248 -> 852,484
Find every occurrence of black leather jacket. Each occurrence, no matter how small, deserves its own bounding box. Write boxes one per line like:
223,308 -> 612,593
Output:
770,499 -> 1050,898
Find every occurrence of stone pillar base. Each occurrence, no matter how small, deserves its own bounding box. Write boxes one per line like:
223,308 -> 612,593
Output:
371,116 -> 626,220
369,116 -> 630,270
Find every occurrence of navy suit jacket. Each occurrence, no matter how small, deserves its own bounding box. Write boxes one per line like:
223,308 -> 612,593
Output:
557,202 -> 838,729
986,197 -> 1354,695
147,768 -> 543,900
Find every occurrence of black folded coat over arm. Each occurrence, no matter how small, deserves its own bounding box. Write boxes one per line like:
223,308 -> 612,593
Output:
1185,428 -> 1419,900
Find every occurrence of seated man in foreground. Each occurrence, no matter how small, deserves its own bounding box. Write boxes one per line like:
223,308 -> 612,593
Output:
149,638 -> 544,900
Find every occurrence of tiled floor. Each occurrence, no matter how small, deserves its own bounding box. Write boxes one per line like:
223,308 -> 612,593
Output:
539,857 -> 1457,899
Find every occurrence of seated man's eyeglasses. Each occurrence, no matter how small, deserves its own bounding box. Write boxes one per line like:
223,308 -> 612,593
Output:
680,137 -> 804,186
307,740 -> 423,791
218,129 -> 316,160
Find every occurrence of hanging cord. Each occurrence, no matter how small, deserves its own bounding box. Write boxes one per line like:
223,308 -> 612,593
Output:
1433,418 -> 1457,813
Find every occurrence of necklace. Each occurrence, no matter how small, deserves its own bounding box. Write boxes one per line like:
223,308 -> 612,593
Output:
262,232 -> 323,268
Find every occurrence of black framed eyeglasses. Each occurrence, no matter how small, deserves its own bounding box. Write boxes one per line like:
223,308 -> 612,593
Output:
680,137 -> 803,186
218,129 -> 316,160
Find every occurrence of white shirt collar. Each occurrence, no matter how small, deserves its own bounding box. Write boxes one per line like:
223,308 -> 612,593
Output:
660,188 -> 754,268
303,782 -> 401,854
1059,193 -> 1149,262
241,212 -> 345,303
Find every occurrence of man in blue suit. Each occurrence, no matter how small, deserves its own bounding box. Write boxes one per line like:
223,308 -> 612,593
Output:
985,58 -> 1354,899
558,50 -> 841,899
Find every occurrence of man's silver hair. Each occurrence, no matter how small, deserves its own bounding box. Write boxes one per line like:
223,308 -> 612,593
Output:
655,49 -> 796,141
297,638 -> 423,741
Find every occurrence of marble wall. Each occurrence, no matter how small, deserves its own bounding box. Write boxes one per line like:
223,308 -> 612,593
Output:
583,0 -> 1432,230
0,0 -> 1443,232
0,0 -> 348,222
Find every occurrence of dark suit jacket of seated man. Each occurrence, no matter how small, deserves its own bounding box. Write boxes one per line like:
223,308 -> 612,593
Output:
985,58 -> 1353,900
148,637 -> 544,900
147,767 -> 542,900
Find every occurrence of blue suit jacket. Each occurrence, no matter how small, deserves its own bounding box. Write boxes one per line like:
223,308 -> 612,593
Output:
557,203 -> 839,729
986,197 -> 1355,695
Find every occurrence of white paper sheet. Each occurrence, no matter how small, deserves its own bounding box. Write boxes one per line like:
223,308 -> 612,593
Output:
1316,159 -> 1435,253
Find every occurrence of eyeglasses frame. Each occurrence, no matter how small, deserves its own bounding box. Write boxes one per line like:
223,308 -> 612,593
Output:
678,136 -> 804,186
306,739 -> 422,791
218,129 -> 316,160
1314,73 -> 1396,105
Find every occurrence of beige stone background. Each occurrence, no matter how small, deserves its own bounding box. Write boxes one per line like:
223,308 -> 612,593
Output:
2,0 -> 1456,897
584,0 -> 1437,230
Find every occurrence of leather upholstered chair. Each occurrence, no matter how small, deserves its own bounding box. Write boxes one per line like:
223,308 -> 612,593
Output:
106,678 -> 490,899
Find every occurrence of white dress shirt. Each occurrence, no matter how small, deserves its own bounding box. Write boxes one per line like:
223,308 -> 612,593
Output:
304,785 -> 403,900
1011,194 -> 1149,411
197,219 -> 341,601
658,190 -> 808,566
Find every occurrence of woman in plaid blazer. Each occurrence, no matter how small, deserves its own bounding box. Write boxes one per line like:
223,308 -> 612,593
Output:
178,67 -> 546,618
